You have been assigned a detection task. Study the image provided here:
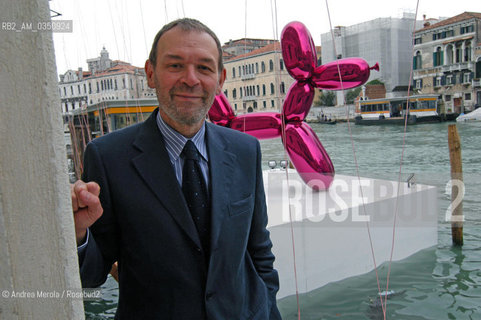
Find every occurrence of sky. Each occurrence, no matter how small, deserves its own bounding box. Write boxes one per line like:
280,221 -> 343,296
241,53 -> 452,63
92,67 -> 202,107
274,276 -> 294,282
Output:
50,0 -> 480,75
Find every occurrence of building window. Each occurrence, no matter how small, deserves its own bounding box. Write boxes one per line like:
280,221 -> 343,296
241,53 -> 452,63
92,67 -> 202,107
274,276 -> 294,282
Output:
446,44 -> 454,64
464,41 -> 472,62
432,30 -> 452,41
433,47 -> 443,67
238,66 -> 241,77
455,43 -> 462,63
240,87 -> 243,98
96,82 -> 99,93
115,79 -> 118,90
83,84 -> 86,94
445,95 -> 451,102
63,87 -> 67,96
256,85 -> 260,96
233,88 -> 237,99
414,37 -> 422,45
413,51 -> 422,70
262,62 -> 266,73
234,104 -> 237,111
414,79 -> 423,89
270,83 -> 275,94
460,24 -> 474,34
463,72 -> 472,84
263,101 -> 266,108
262,84 -> 266,96
446,75 -> 454,85
269,60 -> 274,71
232,67 -> 236,78
70,86 -> 74,95
271,100 -> 275,108
110,79 -> 113,90
280,82 -> 285,94
122,79 -> 126,89
280,59 -> 284,70
433,76 -> 443,87
256,63 -> 259,74
465,93 -> 472,100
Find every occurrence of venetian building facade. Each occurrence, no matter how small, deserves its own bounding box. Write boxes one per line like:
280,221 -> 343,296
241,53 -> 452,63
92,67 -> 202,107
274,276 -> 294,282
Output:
413,12 -> 481,113
222,42 -> 296,114
58,48 -> 155,114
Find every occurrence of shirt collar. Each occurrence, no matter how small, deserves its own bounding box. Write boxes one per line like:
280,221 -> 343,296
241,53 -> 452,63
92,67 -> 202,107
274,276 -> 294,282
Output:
156,111 -> 208,162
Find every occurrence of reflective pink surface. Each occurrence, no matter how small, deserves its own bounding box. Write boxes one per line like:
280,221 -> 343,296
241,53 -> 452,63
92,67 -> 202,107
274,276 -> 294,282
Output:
281,21 -> 317,80
282,123 -> 335,191
209,93 -> 236,127
231,113 -> 282,140
208,22 -> 379,190
282,82 -> 315,122
312,58 -> 377,90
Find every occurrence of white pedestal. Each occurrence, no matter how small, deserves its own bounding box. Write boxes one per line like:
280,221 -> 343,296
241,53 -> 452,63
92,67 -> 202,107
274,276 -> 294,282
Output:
264,171 -> 438,299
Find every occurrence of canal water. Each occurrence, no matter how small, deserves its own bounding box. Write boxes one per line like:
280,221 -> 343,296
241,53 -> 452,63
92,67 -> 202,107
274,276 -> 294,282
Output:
84,121 -> 481,319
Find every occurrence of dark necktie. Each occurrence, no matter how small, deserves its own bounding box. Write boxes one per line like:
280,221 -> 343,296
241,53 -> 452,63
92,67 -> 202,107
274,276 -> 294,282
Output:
181,140 -> 210,258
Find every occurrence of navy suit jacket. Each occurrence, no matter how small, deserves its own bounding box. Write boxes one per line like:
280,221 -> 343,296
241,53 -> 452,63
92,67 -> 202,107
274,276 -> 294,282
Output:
79,109 -> 281,319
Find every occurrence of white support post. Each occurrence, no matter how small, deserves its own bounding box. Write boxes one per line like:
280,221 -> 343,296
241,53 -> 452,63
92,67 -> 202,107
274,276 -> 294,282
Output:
0,0 -> 84,319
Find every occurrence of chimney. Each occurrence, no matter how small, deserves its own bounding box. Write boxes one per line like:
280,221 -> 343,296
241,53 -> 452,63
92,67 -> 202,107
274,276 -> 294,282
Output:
78,67 -> 83,80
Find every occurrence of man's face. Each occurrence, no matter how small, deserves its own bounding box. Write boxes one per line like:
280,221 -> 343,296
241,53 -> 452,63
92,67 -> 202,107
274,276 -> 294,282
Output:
146,27 -> 226,131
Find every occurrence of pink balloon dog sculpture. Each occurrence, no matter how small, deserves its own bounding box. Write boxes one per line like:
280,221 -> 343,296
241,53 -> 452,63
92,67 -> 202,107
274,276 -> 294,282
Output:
209,21 -> 379,190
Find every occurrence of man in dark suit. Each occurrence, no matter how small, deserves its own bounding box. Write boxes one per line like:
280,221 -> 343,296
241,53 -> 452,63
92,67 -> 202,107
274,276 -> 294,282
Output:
72,18 -> 281,319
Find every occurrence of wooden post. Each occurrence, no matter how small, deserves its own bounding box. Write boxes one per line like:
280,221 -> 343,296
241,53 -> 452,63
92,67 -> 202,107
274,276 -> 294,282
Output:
447,124 -> 463,246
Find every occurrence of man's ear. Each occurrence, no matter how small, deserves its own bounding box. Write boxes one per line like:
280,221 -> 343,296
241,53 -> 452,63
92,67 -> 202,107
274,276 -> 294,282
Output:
216,68 -> 227,95
145,60 -> 156,89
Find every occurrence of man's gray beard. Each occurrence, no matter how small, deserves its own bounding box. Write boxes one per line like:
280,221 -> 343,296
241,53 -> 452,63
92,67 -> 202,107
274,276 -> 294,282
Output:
159,100 -> 211,126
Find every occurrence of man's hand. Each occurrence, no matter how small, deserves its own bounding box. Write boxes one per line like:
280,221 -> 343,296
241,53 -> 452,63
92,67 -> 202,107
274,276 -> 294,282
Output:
71,180 -> 103,245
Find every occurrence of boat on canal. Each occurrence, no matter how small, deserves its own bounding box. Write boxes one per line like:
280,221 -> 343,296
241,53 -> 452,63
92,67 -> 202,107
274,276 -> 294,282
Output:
355,94 -> 442,125
456,107 -> 481,122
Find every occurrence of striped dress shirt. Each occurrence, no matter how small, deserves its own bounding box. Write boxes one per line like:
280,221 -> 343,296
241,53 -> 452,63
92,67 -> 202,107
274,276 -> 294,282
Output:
156,112 -> 210,189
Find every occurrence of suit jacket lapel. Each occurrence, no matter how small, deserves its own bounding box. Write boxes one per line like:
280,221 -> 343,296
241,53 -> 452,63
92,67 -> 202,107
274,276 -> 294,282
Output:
206,123 -> 236,252
131,110 -> 202,248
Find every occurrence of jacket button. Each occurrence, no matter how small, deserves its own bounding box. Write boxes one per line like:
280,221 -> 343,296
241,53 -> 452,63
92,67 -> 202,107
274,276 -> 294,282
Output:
196,247 -> 202,252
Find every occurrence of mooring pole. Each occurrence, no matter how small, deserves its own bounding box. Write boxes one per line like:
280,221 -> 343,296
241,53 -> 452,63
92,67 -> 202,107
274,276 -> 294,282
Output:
447,124 -> 463,246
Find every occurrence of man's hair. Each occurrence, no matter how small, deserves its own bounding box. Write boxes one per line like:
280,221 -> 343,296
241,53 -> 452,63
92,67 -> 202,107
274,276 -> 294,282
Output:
148,18 -> 224,72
